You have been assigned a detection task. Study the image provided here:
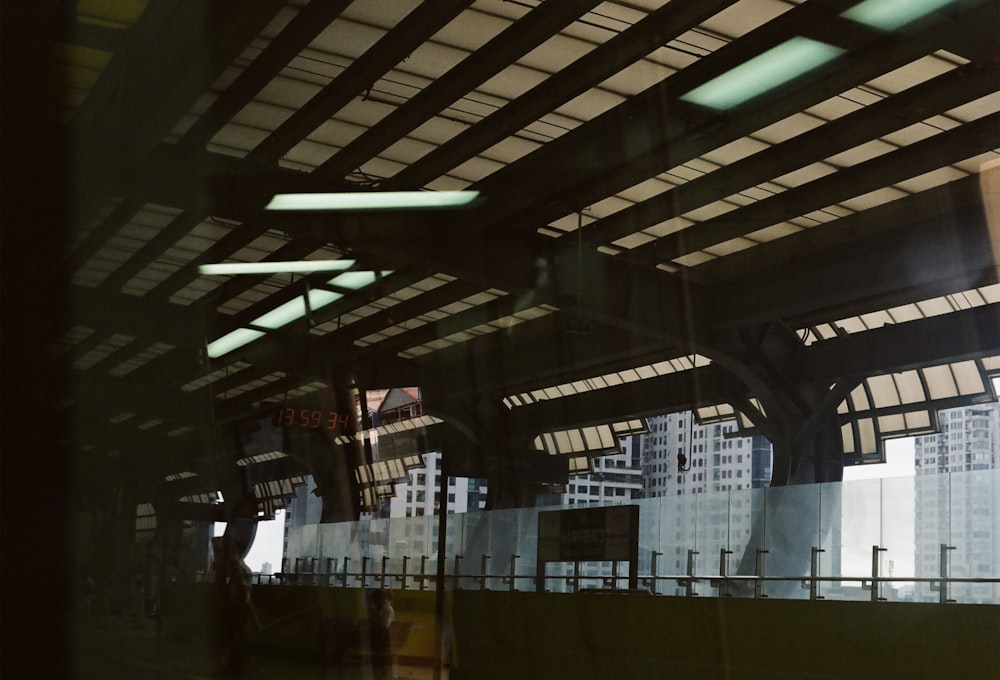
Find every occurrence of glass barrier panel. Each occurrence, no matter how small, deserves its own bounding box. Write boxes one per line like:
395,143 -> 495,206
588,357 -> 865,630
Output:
279,468 -> 998,604
763,483 -> 821,600
879,475 -> 917,602
837,477 -> 883,602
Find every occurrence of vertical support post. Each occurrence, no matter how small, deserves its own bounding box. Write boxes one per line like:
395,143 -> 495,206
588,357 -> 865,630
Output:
646,551 -> 661,593
433,465 -> 450,680
754,549 -> 768,599
326,557 -> 334,587
420,555 -> 428,591
453,554 -> 464,590
573,561 -> 580,594
938,544 -> 956,604
340,556 -> 349,586
685,550 -> 699,597
359,556 -> 369,589
808,547 -> 824,601
628,504 -> 640,591
610,561 -> 619,590
479,554 -> 491,591
718,549 -> 733,597
400,555 -> 410,591
870,546 -> 886,603
381,555 -> 389,590
508,554 -> 519,592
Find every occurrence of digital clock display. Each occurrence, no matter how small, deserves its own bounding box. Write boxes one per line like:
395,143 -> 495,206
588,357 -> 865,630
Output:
276,406 -> 352,431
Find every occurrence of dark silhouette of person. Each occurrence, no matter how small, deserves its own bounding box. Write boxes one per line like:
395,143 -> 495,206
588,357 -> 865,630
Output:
212,537 -> 253,677
367,589 -> 395,679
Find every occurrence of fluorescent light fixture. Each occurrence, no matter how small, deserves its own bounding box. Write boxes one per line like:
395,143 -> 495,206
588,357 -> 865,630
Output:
680,37 -> 846,111
841,0 -> 955,31
265,190 -> 480,211
206,328 -> 265,358
198,259 -> 355,276
207,289 -> 344,357
251,289 -> 343,329
327,270 -> 394,290
307,288 -> 343,311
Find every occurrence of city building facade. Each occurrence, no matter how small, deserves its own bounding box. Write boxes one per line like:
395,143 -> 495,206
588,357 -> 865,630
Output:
641,412 -> 772,497
913,401 -> 1000,603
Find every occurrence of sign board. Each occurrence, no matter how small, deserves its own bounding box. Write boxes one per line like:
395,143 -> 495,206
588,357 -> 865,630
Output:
536,505 -> 640,590
538,505 -> 639,562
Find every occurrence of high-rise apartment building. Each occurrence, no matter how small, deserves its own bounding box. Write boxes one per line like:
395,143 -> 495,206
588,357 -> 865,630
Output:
641,412 -> 772,497
386,451 -> 488,517
557,434 -> 644,507
913,401 -> 1000,603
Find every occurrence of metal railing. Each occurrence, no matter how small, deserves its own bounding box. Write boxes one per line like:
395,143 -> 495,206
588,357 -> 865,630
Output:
258,543 -> 999,603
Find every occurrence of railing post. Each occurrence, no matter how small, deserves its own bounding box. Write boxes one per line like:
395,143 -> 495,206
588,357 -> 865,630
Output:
399,555 -> 410,591
357,556 -> 369,589
718,549 -> 733,597
453,554 -> 463,590
340,556 -> 350,587
866,546 -> 887,602
572,561 -> 580,594
754,549 -> 768,599
479,554 -> 491,591
506,554 -> 519,592
932,544 -> 957,604
803,547 -> 824,600
682,549 -> 699,597
326,557 -> 335,587
381,555 -> 390,590
419,555 -> 429,591
643,551 -> 661,593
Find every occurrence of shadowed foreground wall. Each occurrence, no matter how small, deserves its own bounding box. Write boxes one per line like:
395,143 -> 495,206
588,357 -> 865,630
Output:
451,591 -> 1000,680
164,584 -> 447,663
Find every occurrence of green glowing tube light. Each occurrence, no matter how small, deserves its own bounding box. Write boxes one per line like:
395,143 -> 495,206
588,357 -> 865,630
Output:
680,37 -> 845,111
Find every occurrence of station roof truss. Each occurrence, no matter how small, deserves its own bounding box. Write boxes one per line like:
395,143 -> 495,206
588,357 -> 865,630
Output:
41,0 -> 1000,505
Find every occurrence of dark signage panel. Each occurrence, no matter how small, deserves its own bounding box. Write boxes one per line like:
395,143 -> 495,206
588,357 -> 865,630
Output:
537,505 -> 640,562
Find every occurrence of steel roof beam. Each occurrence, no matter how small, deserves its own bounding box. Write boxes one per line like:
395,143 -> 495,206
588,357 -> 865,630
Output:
387,0 -> 742,190
247,0 -> 476,163
316,0 -> 609,180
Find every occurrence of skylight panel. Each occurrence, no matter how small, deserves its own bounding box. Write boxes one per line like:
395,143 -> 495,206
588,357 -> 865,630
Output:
73,333 -> 135,370
953,361 -> 986,395
752,111 -> 824,144
167,275 -> 223,306
704,237 -> 756,257
643,216 -> 694,238
612,232 -> 657,250
825,139 -> 898,168
837,187 -> 909,212
746,221 -> 803,242
181,362 -> 252,392
894,166 -> 968,194
671,251 -> 716,268
109,342 -> 175,377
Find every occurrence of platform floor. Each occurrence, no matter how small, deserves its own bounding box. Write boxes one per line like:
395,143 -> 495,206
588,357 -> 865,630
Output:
72,618 -> 448,680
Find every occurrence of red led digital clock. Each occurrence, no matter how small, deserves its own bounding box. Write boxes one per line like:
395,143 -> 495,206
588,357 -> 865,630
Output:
276,406 -> 351,431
